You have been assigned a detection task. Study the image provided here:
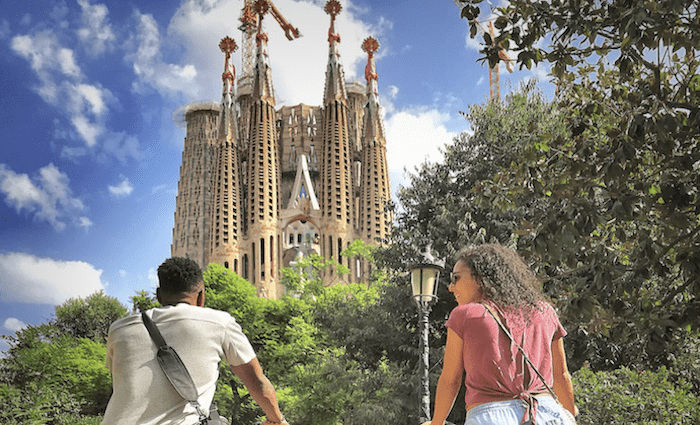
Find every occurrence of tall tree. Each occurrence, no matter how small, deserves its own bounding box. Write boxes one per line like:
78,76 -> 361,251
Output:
0,325 -> 112,421
456,0 -> 700,369
55,291 -> 128,342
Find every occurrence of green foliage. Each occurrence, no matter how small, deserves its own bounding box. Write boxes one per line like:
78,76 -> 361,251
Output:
0,328 -> 112,421
130,289 -> 159,313
668,330 -> 700,394
284,354 -> 414,425
424,0 -> 700,370
0,292 -> 125,423
204,259 -> 427,425
281,252 -> 345,298
0,381 -> 84,424
573,365 -> 700,425
55,291 -> 127,342
376,81 -> 564,360
53,415 -> 104,425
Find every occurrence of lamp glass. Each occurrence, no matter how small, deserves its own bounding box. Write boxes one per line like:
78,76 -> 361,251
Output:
411,266 -> 440,302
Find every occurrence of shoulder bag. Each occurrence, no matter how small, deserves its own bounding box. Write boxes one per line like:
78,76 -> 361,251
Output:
142,311 -> 228,425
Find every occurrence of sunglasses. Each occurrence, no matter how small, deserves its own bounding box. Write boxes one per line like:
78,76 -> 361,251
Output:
449,272 -> 462,286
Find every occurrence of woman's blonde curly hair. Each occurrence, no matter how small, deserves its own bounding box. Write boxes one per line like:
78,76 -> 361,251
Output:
455,243 -> 546,310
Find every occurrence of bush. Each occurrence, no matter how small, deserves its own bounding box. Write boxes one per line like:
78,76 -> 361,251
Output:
573,365 -> 699,425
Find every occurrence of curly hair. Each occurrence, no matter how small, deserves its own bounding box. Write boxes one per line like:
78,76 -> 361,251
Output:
455,243 -> 546,311
157,257 -> 203,294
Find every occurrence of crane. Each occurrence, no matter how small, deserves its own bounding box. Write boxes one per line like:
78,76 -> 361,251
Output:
452,1 -> 513,100
238,0 -> 301,91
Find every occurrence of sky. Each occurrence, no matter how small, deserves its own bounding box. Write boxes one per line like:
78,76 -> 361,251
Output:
0,0 -> 551,352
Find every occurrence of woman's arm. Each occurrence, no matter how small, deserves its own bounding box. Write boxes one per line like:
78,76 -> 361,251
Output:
431,328 -> 464,425
551,337 -> 577,416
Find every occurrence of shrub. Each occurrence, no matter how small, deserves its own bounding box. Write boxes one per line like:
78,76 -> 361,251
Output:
573,365 -> 699,425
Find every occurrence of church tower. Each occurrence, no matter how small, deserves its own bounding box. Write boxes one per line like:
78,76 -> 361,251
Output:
171,0 -> 391,298
245,2 -> 283,298
171,102 -> 219,266
358,36 -> 392,245
319,0 -> 354,279
209,37 -> 242,272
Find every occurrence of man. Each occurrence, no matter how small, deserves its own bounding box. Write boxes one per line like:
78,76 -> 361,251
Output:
102,257 -> 287,425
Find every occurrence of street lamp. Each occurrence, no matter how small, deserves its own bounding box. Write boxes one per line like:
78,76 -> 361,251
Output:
410,245 -> 444,423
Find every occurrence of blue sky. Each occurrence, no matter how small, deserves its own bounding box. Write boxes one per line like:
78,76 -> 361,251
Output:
0,0 -> 550,352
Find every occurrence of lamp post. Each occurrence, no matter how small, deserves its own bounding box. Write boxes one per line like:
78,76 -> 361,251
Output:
410,246 -> 444,423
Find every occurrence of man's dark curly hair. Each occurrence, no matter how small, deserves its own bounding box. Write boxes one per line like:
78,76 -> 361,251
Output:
157,257 -> 203,294
456,243 -> 546,310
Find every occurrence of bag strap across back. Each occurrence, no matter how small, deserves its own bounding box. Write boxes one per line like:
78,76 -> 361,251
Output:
141,311 -> 208,422
480,303 -> 558,400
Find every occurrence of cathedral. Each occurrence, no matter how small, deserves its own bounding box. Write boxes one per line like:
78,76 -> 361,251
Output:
170,0 -> 391,298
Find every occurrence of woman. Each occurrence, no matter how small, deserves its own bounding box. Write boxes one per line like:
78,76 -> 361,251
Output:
430,243 -> 577,425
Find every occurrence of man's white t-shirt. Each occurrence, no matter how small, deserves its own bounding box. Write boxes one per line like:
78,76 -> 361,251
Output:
101,303 -> 256,425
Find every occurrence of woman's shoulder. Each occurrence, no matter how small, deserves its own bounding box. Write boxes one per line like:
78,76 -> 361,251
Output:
532,301 -> 562,323
450,302 -> 489,319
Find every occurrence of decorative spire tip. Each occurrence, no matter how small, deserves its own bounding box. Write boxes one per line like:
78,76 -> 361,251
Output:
362,36 -> 380,85
325,0 -> 342,45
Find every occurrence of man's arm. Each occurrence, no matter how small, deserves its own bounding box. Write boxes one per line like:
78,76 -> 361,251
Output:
230,358 -> 287,424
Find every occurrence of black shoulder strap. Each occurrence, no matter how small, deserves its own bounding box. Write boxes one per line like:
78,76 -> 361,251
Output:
142,311 -> 207,421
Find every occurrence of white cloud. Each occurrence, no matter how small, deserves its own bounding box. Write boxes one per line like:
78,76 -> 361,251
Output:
76,83 -> 108,115
10,28 -> 140,162
71,114 -> 103,147
100,132 -> 143,164
385,107 -> 456,172
11,31 -> 82,80
0,163 -> 88,231
77,0 -> 116,56
4,318 -> 26,333
125,11 -> 200,98
60,146 -> 88,162
142,0 -> 385,105
57,48 -> 82,77
147,267 -> 158,288
387,85 -> 399,99
151,184 -> 167,194
0,253 -> 105,305
0,339 -> 9,358
119,269 -> 127,278
78,216 -> 93,229
108,176 -> 134,197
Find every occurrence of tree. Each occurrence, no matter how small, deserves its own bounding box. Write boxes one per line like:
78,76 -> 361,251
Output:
0,326 -> 112,421
0,293 -> 126,423
456,0 -> 700,369
55,291 -> 128,342
130,290 -> 159,313
573,365 -> 700,424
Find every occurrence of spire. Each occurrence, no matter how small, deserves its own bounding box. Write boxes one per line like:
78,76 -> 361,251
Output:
362,36 -> 379,97
219,36 -> 238,140
359,36 -> 391,244
252,0 -> 275,104
219,36 -> 237,107
246,0 -> 282,298
361,36 -> 385,141
323,0 -> 346,104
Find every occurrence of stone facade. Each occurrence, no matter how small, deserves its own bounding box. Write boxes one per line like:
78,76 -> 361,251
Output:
171,25 -> 391,299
